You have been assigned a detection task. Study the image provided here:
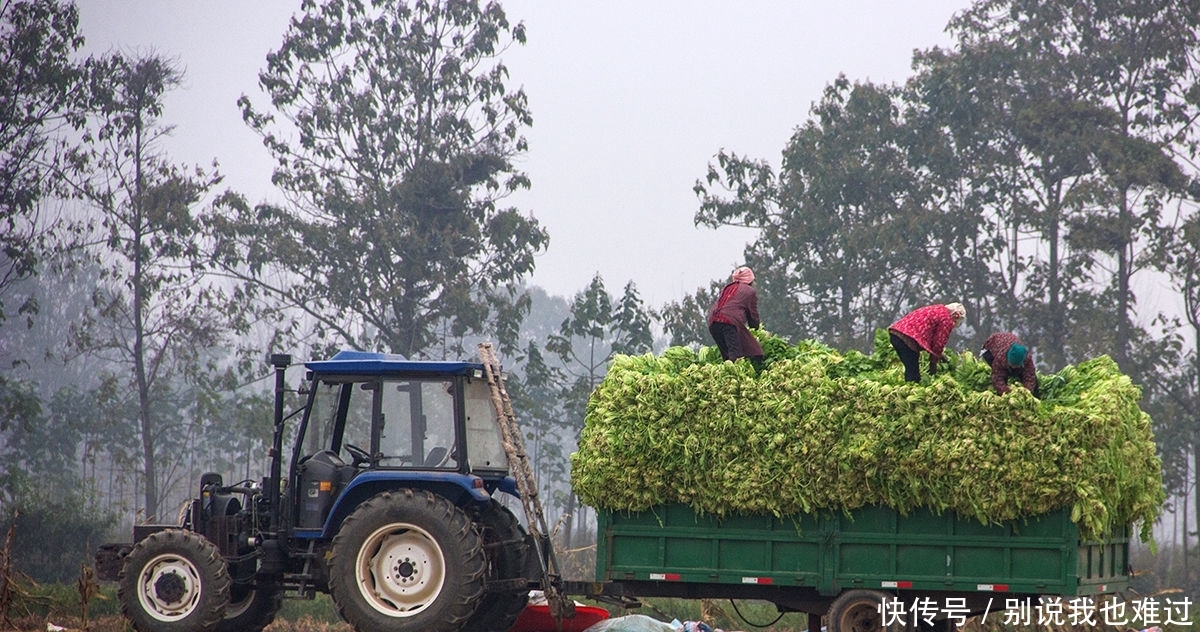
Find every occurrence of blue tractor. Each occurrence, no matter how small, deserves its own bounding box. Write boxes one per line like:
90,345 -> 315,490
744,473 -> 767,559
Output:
96,349 -> 553,632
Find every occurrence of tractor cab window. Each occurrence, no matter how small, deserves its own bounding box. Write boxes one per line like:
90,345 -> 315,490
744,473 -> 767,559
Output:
302,375 -> 466,470
379,379 -> 458,469
303,378 -> 374,465
462,376 -> 507,472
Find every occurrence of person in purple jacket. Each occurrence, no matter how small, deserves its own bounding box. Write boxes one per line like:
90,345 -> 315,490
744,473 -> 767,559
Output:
707,266 -> 764,364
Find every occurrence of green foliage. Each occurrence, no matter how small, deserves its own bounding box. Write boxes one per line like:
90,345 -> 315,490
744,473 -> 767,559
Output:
694,78 -> 942,352
0,376 -> 41,434
655,283 -> 720,349
0,0 -> 86,326
66,50 -> 236,519
572,329 -> 1164,541
546,273 -> 654,424
0,478 -> 118,583
538,274 -> 656,545
276,593 -> 343,624
228,0 -> 546,359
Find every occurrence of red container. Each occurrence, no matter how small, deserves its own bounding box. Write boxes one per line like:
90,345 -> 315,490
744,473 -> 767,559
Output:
509,603 -> 610,632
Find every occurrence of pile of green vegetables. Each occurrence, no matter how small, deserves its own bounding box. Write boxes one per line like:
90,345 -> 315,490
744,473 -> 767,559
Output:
570,329 -> 1164,541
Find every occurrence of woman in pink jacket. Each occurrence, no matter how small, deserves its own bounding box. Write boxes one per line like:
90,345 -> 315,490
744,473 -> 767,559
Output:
888,302 -> 966,382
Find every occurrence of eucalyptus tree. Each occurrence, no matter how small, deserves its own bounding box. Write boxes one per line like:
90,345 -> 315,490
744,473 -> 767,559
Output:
546,274 -> 654,418
919,0 -> 1199,581
503,341 -> 570,522
66,53 -> 230,520
914,21 -> 1103,369
0,0 -> 85,326
1159,209 -> 1200,575
695,77 -> 940,352
0,260 -> 142,536
1032,0 -> 1196,371
1079,0 -> 1199,371
219,0 -> 547,360
544,274 -> 653,546
656,282 -> 719,349
933,0 -> 1196,370
906,42 -> 1023,340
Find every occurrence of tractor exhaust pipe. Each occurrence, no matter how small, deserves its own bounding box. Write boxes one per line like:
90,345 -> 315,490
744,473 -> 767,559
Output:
267,353 -> 292,531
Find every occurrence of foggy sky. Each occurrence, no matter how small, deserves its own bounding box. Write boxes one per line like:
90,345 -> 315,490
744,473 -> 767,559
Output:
75,0 -> 972,306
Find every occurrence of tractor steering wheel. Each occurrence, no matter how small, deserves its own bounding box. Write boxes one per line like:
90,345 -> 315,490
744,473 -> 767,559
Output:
344,443 -> 372,467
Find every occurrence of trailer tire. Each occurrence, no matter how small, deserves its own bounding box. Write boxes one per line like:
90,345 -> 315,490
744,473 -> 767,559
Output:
463,501 -> 531,632
828,589 -> 900,632
329,489 -> 487,632
117,529 -> 231,632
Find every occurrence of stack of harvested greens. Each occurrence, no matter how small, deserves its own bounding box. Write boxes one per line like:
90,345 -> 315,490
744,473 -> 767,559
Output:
570,330 -> 1164,541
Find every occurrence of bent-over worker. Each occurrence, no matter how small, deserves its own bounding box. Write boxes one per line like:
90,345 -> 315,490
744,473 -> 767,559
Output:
981,332 -> 1038,396
707,266 -> 764,364
888,302 -> 966,382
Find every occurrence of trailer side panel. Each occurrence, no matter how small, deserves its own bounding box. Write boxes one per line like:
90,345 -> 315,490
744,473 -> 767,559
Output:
597,505 -> 1129,598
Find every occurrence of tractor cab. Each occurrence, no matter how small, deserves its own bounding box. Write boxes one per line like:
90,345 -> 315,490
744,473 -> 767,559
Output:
287,350 -> 513,535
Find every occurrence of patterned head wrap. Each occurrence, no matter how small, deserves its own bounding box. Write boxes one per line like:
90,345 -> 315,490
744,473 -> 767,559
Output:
945,302 -> 966,323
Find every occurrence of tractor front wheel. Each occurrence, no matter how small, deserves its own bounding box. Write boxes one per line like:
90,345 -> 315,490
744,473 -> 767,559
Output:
117,529 -> 231,632
328,489 -> 487,632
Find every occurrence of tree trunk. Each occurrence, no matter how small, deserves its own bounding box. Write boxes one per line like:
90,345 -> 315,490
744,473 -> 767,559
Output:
1186,449 -> 1193,585
133,115 -> 159,521
1114,190 -> 1132,371
1045,197 -> 1065,370
563,491 -> 577,551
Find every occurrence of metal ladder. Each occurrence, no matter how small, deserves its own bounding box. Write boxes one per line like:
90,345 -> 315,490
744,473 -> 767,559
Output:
477,342 -> 574,620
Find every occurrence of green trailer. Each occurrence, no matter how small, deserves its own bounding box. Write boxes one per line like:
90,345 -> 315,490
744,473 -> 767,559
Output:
571,503 -> 1129,632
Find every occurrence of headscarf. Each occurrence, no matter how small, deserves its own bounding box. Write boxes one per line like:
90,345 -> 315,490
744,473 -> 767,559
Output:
945,302 -> 966,323
1007,344 -> 1028,367
732,266 -> 755,284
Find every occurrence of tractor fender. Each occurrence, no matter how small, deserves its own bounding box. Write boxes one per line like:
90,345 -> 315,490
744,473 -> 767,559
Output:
317,471 -> 491,537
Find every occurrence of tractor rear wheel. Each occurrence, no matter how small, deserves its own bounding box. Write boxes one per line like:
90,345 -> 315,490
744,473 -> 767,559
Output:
117,529 -> 230,632
216,582 -> 282,632
463,500 -> 531,632
328,489 -> 487,632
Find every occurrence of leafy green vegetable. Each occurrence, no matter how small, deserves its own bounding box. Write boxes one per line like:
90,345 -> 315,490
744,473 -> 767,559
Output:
570,329 -> 1164,541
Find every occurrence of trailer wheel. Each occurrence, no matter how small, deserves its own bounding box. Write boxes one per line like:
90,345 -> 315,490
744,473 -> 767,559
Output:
463,501 -> 531,632
329,489 -> 486,632
117,529 -> 230,632
216,583 -> 282,632
828,589 -> 899,632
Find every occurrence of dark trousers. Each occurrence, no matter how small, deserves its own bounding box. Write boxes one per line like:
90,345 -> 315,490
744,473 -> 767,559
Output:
890,332 -> 924,382
709,322 -> 742,360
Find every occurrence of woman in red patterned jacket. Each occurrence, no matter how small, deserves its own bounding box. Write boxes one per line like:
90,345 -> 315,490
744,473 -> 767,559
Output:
707,266 -> 764,364
888,302 -> 966,382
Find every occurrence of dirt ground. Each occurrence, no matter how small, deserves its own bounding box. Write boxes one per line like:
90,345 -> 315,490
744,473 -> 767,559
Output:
2,615 -> 357,632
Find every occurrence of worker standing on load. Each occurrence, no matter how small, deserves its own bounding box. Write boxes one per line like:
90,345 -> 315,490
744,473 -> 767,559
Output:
707,266 -> 764,364
980,332 -> 1038,397
888,302 -> 966,382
